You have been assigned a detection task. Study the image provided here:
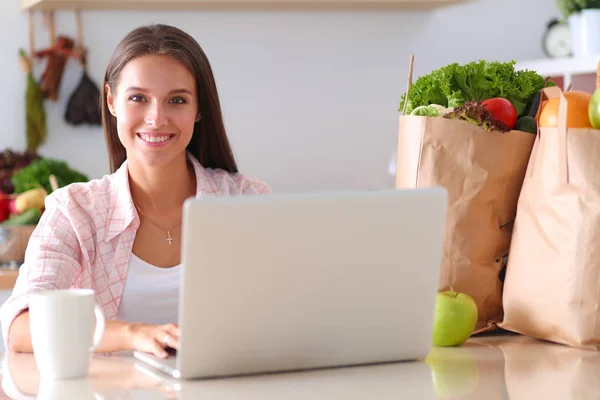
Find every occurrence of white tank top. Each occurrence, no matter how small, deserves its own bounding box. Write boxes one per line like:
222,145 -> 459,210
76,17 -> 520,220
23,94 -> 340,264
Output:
115,254 -> 181,325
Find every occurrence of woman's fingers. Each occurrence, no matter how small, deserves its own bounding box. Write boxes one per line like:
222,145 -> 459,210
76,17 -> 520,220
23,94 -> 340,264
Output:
150,336 -> 169,358
162,324 -> 180,349
164,323 -> 180,337
129,323 -> 181,357
157,328 -> 179,350
163,333 -> 179,350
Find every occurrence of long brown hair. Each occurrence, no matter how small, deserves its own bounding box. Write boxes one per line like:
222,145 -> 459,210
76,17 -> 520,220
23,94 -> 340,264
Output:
101,24 -> 238,174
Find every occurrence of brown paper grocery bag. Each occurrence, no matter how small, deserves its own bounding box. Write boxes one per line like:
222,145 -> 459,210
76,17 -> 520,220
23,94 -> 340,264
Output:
396,115 -> 535,333
500,85 -> 600,349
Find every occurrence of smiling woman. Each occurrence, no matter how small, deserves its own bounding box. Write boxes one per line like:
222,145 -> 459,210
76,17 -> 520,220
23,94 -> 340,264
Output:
107,55 -> 200,169
0,24 -> 272,359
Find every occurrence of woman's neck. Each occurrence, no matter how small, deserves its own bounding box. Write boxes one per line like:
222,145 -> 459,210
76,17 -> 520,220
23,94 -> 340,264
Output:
127,154 -> 196,215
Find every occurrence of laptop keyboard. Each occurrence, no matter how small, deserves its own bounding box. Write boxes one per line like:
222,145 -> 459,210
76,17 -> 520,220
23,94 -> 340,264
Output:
166,347 -> 178,357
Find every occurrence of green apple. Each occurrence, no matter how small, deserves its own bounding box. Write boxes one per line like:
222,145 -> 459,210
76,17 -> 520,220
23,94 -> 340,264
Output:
432,291 -> 478,347
589,88 -> 600,129
425,346 -> 479,398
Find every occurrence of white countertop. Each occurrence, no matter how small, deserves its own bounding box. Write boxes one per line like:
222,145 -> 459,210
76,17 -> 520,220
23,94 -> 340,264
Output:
1,332 -> 597,399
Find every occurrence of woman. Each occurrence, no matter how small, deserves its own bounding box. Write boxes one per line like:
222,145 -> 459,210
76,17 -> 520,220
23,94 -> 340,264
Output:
0,24 -> 271,358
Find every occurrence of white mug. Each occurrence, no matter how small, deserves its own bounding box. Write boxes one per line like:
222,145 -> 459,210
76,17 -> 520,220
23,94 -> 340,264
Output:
29,289 -> 105,380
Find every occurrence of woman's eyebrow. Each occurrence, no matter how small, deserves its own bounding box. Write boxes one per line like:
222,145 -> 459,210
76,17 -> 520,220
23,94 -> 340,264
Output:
123,87 -> 193,95
124,86 -> 147,93
169,89 -> 193,95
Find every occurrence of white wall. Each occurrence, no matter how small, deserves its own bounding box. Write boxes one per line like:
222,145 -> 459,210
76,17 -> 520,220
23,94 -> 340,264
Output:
0,0 -> 558,193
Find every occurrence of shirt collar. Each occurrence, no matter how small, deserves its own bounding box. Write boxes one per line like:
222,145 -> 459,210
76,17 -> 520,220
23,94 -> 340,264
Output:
105,152 -> 216,241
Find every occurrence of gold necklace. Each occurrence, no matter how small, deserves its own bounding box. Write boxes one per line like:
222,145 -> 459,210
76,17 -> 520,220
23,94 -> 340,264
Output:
133,202 -> 176,246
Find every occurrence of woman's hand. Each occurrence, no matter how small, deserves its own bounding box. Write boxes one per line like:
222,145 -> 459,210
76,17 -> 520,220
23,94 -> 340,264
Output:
7,314 -> 180,356
126,323 -> 180,359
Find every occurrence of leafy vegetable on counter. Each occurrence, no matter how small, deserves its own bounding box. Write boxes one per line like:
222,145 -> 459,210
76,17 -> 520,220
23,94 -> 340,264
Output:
1,208 -> 42,226
443,101 -> 511,132
11,158 -> 88,195
0,149 -> 40,194
399,60 -> 553,117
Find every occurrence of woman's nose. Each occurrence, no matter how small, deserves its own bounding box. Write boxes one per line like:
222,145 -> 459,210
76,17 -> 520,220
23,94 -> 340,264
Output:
144,103 -> 168,128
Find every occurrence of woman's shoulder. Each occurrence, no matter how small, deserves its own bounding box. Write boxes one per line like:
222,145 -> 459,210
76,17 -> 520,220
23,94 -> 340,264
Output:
42,171 -> 132,243
202,168 -> 272,196
44,172 -> 128,236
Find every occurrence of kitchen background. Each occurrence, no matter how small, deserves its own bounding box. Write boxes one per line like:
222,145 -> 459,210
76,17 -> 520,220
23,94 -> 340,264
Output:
0,0 -> 559,194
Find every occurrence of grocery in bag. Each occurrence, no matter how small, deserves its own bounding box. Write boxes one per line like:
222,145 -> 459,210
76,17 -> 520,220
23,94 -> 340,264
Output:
396,55 -> 549,332
501,75 -> 600,349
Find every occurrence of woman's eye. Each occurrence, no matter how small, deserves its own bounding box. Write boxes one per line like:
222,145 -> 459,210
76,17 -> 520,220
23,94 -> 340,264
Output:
170,97 -> 187,105
129,95 -> 146,102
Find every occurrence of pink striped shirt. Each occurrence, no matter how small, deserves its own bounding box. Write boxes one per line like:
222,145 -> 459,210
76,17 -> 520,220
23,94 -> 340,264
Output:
0,153 -> 271,347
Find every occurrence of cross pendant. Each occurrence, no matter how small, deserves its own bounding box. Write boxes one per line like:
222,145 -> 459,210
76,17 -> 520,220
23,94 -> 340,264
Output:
166,231 -> 173,246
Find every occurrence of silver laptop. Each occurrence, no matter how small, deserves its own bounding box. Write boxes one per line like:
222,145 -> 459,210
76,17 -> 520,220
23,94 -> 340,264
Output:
134,187 -> 447,380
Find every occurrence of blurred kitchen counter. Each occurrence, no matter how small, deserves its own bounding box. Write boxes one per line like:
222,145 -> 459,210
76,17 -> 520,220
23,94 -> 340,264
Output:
0,269 -> 18,291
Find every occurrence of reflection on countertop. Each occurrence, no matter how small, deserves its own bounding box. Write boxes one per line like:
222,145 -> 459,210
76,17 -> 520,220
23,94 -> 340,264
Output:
1,333 -> 599,399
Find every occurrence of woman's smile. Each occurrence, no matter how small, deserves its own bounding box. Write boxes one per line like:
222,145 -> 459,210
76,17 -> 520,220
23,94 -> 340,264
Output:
137,132 -> 176,147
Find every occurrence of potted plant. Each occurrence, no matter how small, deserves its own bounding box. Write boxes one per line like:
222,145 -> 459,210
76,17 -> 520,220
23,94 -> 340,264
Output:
558,0 -> 600,57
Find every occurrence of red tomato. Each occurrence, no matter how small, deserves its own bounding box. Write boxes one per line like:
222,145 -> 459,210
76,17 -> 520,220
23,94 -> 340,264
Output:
481,98 -> 517,129
0,191 -> 8,223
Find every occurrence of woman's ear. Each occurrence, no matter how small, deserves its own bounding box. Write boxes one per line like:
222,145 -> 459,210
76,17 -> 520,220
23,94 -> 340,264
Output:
105,83 -> 116,117
195,113 -> 202,122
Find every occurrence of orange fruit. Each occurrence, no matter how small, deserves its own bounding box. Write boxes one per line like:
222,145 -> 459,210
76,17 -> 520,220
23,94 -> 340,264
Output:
539,90 -> 593,128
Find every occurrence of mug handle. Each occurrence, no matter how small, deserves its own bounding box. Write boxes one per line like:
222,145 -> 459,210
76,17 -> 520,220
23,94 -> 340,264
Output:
90,304 -> 106,352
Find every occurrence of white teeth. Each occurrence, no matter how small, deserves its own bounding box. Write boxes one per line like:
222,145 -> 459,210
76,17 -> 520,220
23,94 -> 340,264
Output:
139,134 -> 171,143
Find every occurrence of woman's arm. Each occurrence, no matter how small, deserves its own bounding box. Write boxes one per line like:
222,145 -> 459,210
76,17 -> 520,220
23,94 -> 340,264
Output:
7,311 -> 134,353
1,190 -> 179,358
8,310 -> 179,358
5,311 -> 30,352
0,194 -> 82,350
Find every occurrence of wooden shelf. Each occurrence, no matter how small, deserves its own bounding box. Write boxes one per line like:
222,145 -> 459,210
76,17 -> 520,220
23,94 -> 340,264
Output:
21,0 -> 474,11
515,57 -> 599,78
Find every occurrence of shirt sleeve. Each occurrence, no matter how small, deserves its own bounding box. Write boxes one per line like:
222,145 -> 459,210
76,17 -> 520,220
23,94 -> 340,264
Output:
0,193 -> 83,348
241,177 -> 273,195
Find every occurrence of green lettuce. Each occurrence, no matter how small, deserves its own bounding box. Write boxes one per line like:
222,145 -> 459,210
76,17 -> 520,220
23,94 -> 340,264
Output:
11,158 -> 88,194
399,60 -> 553,117
410,105 -> 439,117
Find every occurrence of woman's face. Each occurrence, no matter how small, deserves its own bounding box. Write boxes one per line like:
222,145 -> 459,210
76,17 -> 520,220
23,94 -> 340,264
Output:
106,54 -> 200,169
